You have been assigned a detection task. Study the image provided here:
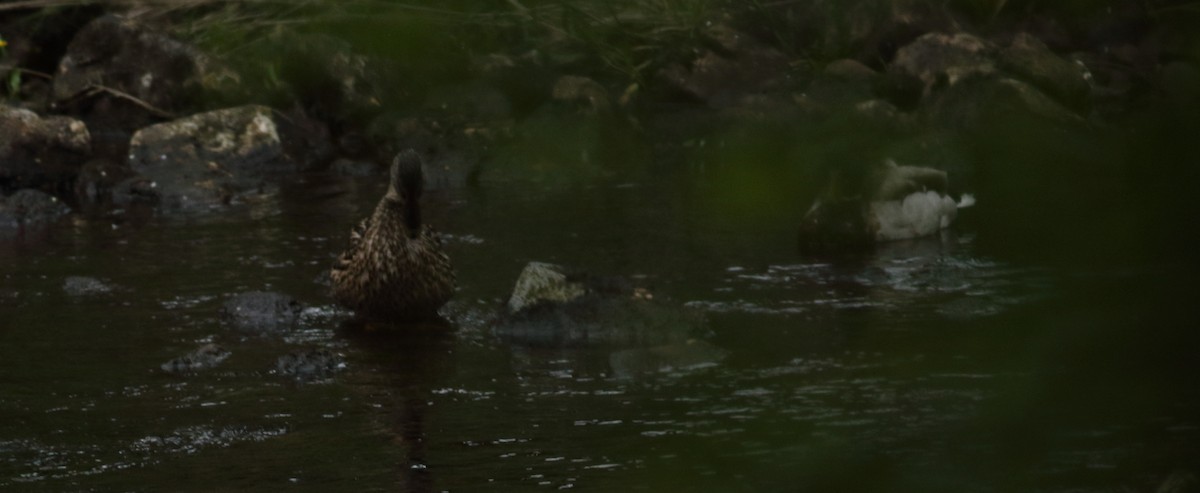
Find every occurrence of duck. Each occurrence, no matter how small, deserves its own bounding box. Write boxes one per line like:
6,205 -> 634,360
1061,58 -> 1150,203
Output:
330,150 -> 455,322
798,159 -> 974,252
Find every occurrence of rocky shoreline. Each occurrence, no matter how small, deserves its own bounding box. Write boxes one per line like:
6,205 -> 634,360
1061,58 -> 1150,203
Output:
2,2 -> 1196,243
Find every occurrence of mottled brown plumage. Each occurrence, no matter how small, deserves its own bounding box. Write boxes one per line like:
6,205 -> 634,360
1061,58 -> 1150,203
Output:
330,150 -> 455,321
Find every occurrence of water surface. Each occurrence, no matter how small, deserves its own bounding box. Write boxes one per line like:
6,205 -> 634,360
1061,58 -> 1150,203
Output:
2,168 -> 1196,492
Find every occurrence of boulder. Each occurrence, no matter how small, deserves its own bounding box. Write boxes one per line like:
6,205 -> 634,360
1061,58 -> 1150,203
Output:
0,105 -> 90,192
52,15 -> 236,115
127,105 -> 294,210
890,32 -> 997,96
999,33 -> 1091,111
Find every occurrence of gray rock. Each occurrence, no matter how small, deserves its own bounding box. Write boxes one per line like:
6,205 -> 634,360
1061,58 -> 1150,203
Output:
496,262 -> 707,348
999,33 -> 1091,111
506,262 -> 586,313
127,105 -> 295,210
63,276 -> 114,296
161,344 -> 231,373
0,189 -> 71,228
221,291 -> 303,332
275,348 -> 345,381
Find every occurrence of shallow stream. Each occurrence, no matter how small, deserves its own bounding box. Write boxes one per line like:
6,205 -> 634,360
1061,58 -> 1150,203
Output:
2,166 -> 1196,492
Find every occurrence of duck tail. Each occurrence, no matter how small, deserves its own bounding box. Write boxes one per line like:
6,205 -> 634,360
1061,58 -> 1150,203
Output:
956,193 -> 976,209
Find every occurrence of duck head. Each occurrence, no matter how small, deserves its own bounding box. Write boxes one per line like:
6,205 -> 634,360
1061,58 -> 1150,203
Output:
797,197 -> 874,253
387,149 -> 425,236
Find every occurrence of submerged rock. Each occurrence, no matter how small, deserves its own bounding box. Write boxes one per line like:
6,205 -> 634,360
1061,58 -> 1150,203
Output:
161,344 -> 231,373
63,276 -> 114,296
608,340 -> 728,379
0,189 -> 71,228
275,348 -> 345,381
127,105 -> 295,210
221,291 -> 303,333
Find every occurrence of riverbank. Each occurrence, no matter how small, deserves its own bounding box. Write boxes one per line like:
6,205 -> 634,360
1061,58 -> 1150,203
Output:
2,0 -> 1198,263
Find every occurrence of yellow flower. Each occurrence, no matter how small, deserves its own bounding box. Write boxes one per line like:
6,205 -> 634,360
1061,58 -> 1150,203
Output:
0,39 -> 7,48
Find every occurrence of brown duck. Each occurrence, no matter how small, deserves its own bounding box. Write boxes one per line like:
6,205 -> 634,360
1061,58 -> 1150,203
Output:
330,150 -> 455,321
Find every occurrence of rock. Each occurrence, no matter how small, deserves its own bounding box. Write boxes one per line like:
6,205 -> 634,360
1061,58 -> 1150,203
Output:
275,348 -> 345,381
221,291 -> 303,332
551,75 -> 611,114
890,32 -> 997,97
656,25 -> 795,109
52,15 -> 237,116
506,262 -> 587,313
62,276 -> 113,296
127,105 -> 294,210
161,344 -> 231,373
0,189 -> 71,228
495,262 -> 707,348
0,105 -> 91,192
999,33 -> 1091,111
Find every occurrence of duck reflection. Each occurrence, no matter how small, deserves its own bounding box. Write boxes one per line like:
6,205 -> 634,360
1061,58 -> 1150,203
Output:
341,318 -> 455,493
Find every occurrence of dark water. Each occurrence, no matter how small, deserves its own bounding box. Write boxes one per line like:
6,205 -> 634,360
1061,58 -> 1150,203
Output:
2,166 -> 1197,492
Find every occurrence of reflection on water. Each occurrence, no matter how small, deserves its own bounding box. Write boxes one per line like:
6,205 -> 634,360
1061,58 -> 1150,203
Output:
1,171 -> 1197,492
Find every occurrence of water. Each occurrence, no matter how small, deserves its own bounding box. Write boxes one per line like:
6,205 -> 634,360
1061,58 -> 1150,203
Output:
2,168 -> 1197,492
